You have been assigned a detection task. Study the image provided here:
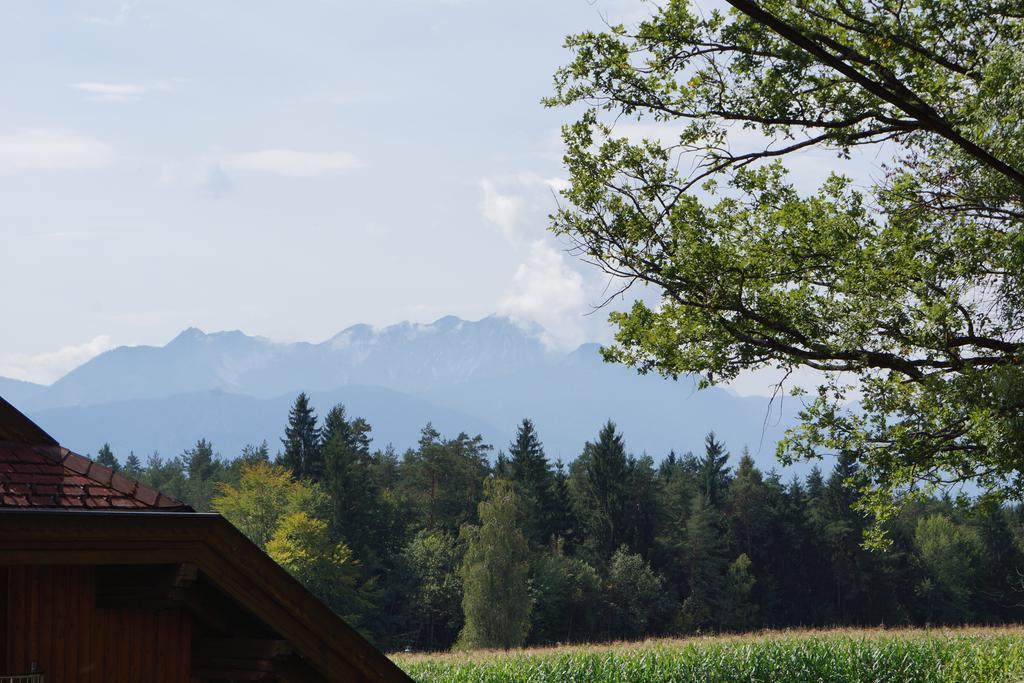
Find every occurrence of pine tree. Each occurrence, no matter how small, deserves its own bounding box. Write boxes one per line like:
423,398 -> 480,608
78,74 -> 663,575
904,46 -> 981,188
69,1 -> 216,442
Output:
321,404 -> 378,562
182,439 -> 219,511
493,451 -> 512,479
239,441 -> 270,464
809,452 -> 868,622
624,454 -> 659,558
400,425 -> 491,534
548,459 -> 574,548
653,450 -> 700,591
727,450 -> 768,558
95,443 -> 119,472
678,494 -> 729,632
508,419 -> 557,546
184,439 -> 216,481
279,392 -> 322,480
123,452 -> 142,478
569,421 -> 630,563
698,432 -> 730,507
972,506 -> 1024,622
459,478 -> 532,649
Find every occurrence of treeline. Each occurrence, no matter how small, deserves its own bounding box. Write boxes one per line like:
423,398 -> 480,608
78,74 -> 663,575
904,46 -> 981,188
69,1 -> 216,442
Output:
96,393 -> 1024,650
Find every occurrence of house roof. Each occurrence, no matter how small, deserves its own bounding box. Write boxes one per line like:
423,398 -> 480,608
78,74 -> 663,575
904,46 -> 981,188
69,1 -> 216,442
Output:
0,396 -> 190,511
0,509 -> 412,683
0,394 -> 413,682
0,443 -> 192,510
0,394 -> 57,445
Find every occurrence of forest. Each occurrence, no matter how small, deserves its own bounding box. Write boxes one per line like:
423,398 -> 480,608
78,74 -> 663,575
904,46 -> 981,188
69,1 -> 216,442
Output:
93,391 -> 1024,652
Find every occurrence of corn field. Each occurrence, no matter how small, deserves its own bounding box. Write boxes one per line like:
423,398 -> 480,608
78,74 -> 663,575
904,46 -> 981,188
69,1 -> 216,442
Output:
392,628 -> 1024,682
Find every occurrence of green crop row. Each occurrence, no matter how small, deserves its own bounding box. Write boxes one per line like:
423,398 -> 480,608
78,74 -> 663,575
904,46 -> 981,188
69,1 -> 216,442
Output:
393,630 -> 1024,683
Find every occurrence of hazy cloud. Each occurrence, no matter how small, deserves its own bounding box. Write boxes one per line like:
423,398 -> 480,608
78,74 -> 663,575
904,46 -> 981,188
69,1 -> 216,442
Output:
197,163 -> 234,198
479,174 -> 587,348
222,149 -> 363,177
30,230 -> 109,242
81,2 -> 136,27
0,130 -> 114,172
480,178 -> 524,242
0,335 -> 115,384
159,160 -> 235,198
479,174 -> 566,244
72,80 -> 175,102
499,240 -> 587,351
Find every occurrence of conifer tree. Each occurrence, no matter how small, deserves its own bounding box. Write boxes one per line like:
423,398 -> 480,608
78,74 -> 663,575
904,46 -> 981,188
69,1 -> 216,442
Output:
459,478 -> 532,649
184,438 -> 216,481
182,438 -> 219,511
400,425 -> 490,534
569,421 -> 630,563
321,404 -> 377,561
123,451 -> 142,478
678,494 -> 729,632
624,454 -> 659,558
698,432 -> 730,507
279,392 -> 322,480
95,443 -> 119,472
810,453 -> 869,622
727,450 -> 768,558
508,419 -> 557,546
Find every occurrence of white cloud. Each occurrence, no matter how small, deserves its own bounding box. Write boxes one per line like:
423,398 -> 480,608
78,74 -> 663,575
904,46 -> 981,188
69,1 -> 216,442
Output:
0,130 -> 114,173
480,173 -> 590,349
197,163 -> 233,198
30,231 -> 109,242
72,80 -> 175,102
299,91 -> 378,106
159,161 -> 235,198
81,2 -> 136,28
479,173 -> 566,244
499,241 -> 587,351
222,149 -> 363,177
480,178 -> 523,242
0,336 -> 115,385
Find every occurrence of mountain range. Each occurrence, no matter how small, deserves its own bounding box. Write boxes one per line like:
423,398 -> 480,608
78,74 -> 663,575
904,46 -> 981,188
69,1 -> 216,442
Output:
2,316 -> 802,472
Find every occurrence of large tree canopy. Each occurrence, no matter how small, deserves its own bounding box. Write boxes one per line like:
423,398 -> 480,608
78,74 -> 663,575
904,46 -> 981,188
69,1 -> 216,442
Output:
547,0 -> 1024,543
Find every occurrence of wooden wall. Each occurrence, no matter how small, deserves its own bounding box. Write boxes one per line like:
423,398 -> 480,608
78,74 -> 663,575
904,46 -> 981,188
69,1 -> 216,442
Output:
1,565 -> 193,682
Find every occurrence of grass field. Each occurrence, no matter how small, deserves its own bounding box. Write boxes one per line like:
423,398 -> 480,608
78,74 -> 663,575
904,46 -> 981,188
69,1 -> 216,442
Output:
391,627 -> 1024,682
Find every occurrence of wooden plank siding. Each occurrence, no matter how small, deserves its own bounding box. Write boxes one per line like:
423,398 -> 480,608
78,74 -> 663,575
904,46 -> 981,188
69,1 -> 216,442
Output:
1,565 -> 192,682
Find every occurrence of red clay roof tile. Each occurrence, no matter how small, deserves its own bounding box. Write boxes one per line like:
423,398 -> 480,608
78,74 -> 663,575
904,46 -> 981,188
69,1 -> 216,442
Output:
0,397 -> 192,511
0,443 -> 191,512
109,472 -> 137,495
85,462 -> 113,486
62,451 -> 92,475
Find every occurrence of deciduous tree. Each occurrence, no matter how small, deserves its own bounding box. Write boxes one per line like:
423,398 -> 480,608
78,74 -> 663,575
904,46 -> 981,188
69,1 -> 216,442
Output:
458,478 -> 532,649
547,0 -> 1024,542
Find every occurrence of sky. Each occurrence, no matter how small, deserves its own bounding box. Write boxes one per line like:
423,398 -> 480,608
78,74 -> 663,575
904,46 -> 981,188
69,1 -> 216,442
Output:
0,0 -> 887,392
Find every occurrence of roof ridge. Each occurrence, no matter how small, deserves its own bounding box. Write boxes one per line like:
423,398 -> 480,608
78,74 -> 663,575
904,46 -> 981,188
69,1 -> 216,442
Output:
0,443 -> 192,512
58,447 -> 192,510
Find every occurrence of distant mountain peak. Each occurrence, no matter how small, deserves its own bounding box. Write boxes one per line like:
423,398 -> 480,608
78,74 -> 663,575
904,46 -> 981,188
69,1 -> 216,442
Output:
431,314 -> 464,329
168,327 -> 206,345
17,314 -> 572,408
326,314 -> 543,349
